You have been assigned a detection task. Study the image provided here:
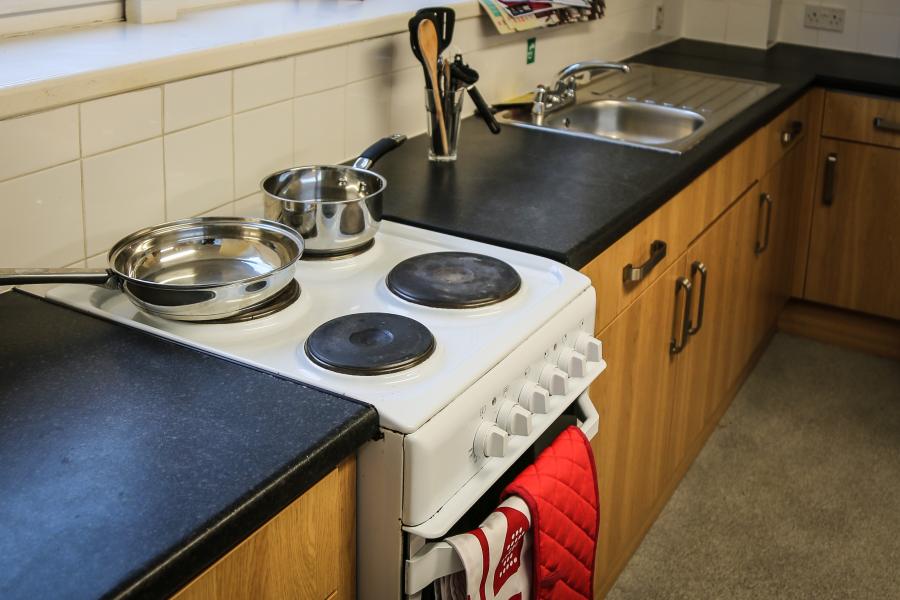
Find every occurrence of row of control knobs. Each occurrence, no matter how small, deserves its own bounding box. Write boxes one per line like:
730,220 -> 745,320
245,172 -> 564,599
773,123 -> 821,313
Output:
475,332 -> 602,458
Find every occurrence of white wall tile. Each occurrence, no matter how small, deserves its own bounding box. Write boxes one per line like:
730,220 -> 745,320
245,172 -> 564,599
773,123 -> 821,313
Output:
196,200 -> 235,217
295,45 -> 348,96
80,88 -> 162,156
344,76 -> 392,156
294,87 -> 346,166
0,106 -> 79,181
0,162 -> 83,267
347,32 -> 420,83
389,66 -> 429,139
86,252 -> 107,268
164,71 -> 231,133
777,2 -> 819,45
858,12 -> 900,56
726,2 -> 770,47
233,193 -> 265,219
862,0 -> 900,16
233,101 -> 293,198
164,117 -> 234,220
82,139 -> 165,256
683,0 -> 729,42
234,58 -> 294,113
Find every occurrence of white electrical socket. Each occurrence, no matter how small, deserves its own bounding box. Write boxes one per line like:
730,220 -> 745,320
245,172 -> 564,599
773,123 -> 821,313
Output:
653,4 -> 665,31
804,5 -> 845,32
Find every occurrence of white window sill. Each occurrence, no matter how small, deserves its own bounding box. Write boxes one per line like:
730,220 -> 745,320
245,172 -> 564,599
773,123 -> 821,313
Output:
0,0 -> 479,120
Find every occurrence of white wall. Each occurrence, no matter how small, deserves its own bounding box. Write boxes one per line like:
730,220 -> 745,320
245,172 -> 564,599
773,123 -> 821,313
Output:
679,0 -> 900,55
0,0 -> 676,271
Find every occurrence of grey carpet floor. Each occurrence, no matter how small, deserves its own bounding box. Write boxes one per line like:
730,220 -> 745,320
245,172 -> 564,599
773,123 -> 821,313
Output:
607,333 -> 900,600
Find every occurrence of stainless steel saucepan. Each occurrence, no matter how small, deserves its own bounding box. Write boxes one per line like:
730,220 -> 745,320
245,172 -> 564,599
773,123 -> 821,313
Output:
261,134 -> 406,257
0,217 -> 304,321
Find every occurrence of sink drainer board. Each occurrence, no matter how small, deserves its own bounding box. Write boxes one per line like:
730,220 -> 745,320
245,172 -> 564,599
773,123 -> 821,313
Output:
497,64 -> 780,154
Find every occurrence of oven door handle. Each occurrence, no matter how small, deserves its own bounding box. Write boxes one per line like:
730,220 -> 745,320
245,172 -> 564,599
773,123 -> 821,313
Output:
405,542 -> 464,596
575,391 -> 600,440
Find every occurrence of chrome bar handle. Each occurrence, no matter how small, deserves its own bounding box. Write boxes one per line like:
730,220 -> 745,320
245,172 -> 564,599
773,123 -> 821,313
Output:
670,276 -> 693,355
822,152 -> 838,206
622,240 -> 667,284
873,117 -> 900,134
755,193 -> 774,255
687,261 -> 708,336
781,120 -> 803,146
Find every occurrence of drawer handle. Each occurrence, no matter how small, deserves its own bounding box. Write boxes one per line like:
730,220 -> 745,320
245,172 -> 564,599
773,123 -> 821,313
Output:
873,117 -> 900,134
755,192 -> 774,255
822,153 -> 838,206
687,261 -> 707,336
781,120 -> 803,146
670,276 -> 693,355
623,240 -> 667,284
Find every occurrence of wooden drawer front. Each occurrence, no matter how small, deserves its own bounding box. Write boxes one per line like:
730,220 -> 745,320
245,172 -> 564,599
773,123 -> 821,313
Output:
823,91 -> 900,150
582,125 -> 768,333
764,93 -> 810,171
581,190 -> 693,333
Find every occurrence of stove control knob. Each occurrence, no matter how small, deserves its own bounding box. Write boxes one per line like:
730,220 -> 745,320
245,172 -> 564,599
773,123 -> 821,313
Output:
539,364 -> 568,396
476,423 -> 508,458
497,400 -> 533,436
518,381 -> 550,414
573,332 -> 603,363
557,348 -> 587,378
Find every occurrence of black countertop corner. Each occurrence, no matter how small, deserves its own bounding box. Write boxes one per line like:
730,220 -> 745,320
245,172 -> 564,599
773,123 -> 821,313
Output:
376,41 -> 900,270
0,290 -> 379,600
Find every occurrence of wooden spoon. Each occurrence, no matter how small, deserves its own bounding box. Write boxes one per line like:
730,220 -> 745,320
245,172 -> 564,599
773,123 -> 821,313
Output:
417,19 -> 449,156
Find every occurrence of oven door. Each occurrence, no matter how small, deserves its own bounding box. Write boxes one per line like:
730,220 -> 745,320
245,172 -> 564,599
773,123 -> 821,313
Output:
403,391 -> 599,599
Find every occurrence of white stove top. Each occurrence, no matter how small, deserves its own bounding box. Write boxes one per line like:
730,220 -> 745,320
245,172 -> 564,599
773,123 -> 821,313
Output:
48,221 -> 591,433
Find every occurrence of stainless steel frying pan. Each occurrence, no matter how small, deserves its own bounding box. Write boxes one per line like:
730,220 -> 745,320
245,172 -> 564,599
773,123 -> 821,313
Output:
0,217 -> 304,321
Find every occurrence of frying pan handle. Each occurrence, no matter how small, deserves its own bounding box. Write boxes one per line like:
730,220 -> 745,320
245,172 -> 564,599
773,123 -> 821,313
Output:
0,268 -> 117,288
353,134 -> 407,170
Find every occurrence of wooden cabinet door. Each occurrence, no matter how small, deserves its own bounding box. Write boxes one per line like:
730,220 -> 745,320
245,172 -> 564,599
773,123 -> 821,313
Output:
667,184 -> 761,472
805,139 -> 900,319
753,139 -> 806,337
590,255 -> 687,593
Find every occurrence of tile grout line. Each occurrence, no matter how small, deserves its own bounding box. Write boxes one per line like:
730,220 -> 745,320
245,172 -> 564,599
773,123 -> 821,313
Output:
77,105 -> 88,265
160,85 -> 168,221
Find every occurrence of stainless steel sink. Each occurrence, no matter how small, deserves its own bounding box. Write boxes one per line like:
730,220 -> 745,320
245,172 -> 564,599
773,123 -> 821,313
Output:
496,64 -> 780,154
543,100 -> 705,146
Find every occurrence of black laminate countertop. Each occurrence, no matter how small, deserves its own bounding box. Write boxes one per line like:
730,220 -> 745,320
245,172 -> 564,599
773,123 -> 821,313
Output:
376,41 -> 900,269
0,290 -> 378,600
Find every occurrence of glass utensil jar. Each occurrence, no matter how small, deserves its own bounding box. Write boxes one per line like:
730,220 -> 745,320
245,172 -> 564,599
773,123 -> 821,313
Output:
425,87 -> 465,161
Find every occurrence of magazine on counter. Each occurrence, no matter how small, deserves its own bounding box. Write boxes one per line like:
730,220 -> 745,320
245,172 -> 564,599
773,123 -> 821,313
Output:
478,0 -> 606,34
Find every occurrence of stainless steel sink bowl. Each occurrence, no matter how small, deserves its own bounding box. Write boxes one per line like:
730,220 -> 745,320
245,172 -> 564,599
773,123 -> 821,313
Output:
543,100 -> 705,146
496,64 -> 780,154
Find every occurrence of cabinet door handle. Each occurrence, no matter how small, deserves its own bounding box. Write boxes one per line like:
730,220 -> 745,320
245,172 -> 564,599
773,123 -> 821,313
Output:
755,192 -> 774,255
781,120 -> 803,146
822,152 -> 838,206
622,240 -> 667,284
687,261 -> 707,336
873,117 -> 900,134
670,276 -> 693,355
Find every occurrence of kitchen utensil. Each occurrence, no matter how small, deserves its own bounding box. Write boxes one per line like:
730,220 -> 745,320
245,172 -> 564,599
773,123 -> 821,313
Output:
418,19 -> 449,156
260,135 -> 406,256
450,56 -> 501,135
408,7 -> 456,88
0,217 -> 304,321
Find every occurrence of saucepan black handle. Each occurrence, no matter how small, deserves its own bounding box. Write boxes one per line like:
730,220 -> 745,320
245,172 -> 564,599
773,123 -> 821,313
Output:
468,86 -> 501,135
353,135 -> 408,170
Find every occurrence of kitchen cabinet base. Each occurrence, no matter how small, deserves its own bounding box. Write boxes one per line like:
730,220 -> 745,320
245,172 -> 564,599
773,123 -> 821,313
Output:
778,300 -> 900,362
597,328 -> 776,599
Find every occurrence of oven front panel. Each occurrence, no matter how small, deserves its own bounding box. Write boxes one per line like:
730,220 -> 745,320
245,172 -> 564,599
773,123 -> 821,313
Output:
401,289 -> 604,539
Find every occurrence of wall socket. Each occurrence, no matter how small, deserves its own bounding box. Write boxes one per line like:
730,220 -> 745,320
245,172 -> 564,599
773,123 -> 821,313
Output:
653,4 -> 664,31
804,5 -> 846,32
